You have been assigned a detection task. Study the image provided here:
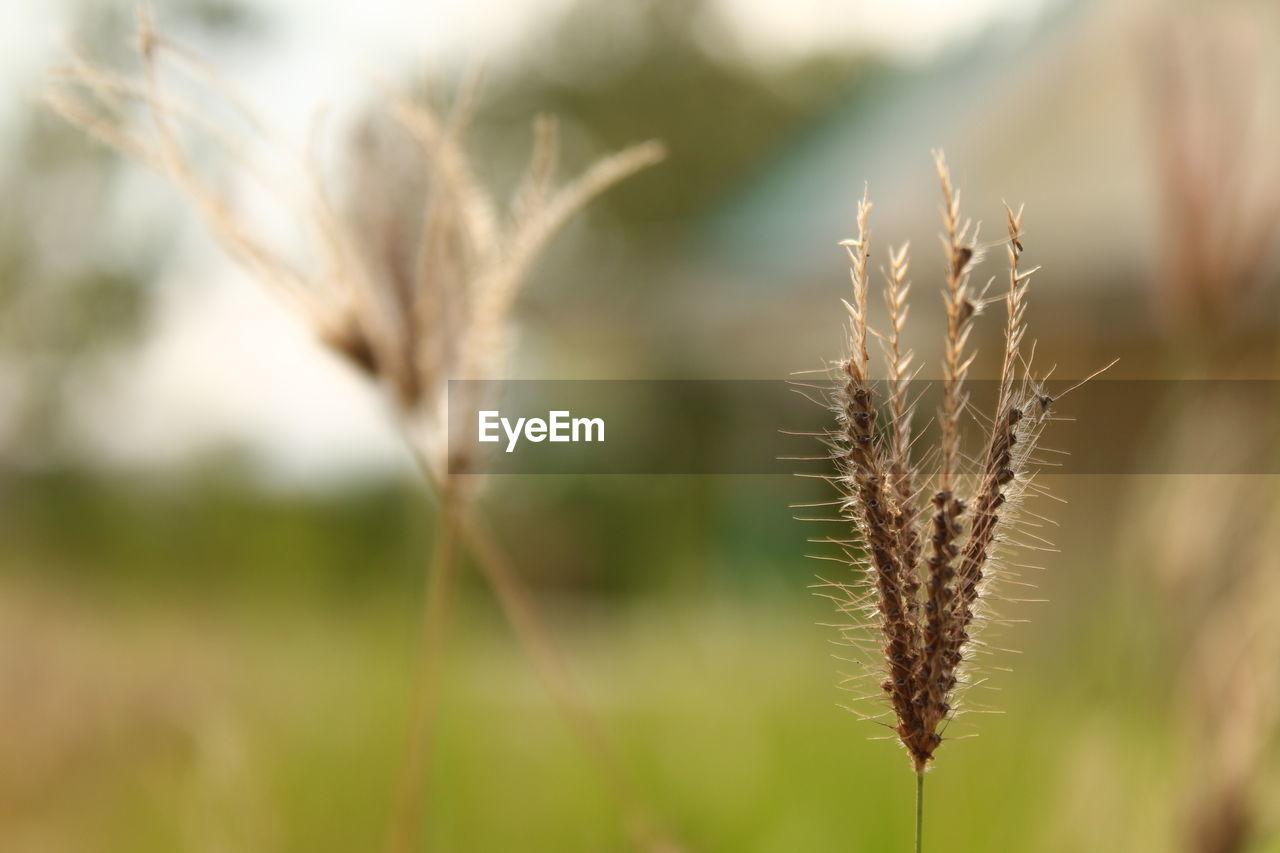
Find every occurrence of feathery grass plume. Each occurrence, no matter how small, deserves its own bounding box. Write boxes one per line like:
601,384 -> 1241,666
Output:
46,11 -> 663,473
44,10 -> 672,853
816,153 -> 1060,847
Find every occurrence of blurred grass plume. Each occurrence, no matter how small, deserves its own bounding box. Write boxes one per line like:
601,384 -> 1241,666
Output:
43,8 -> 672,853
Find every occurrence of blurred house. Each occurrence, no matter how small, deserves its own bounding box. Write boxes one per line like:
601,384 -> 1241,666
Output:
685,0 -> 1280,379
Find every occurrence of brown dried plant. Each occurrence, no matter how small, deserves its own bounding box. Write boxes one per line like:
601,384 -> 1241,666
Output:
814,153 -> 1069,850
1146,9 -> 1280,337
43,9 -> 672,853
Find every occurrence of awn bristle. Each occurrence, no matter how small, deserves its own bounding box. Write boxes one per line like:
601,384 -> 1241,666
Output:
823,154 -> 1054,772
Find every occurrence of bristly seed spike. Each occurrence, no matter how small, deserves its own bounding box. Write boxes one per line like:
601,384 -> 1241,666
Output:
808,152 -> 1085,782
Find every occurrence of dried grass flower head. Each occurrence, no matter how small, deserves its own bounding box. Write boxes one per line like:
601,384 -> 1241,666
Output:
43,8 -> 664,477
815,152 -> 1076,774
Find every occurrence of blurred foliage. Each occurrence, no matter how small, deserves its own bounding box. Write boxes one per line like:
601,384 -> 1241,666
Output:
0,104 -> 150,457
480,0 -> 875,227
0,0 -> 263,462
0,465 -> 815,602
1,463 -> 427,602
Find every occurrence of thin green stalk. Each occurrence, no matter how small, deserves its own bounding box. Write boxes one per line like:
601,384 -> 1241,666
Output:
915,771 -> 924,853
387,472 -> 460,853
394,436 -> 675,852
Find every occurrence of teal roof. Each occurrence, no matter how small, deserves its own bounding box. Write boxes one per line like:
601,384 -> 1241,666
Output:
699,0 -> 1090,284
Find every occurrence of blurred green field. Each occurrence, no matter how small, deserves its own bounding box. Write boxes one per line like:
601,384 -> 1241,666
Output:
5,471 -> 1263,853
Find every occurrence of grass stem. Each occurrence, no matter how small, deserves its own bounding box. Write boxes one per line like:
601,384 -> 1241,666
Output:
393,438 -> 675,852
915,770 -> 924,853
387,473 -> 460,853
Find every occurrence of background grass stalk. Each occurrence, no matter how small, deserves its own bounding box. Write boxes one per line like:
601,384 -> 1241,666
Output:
395,441 -> 673,852
387,472 -> 461,853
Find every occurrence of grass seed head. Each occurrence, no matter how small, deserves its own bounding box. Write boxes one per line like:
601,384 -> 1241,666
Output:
821,153 -> 1056,772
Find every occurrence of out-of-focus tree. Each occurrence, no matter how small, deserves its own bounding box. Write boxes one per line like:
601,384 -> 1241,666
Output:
0,0 -> 262,466
480,0 -> 875,228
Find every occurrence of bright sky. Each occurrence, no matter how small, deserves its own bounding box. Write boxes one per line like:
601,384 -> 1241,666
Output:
0,0 -> 1051,484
